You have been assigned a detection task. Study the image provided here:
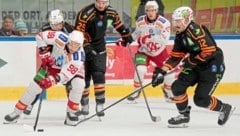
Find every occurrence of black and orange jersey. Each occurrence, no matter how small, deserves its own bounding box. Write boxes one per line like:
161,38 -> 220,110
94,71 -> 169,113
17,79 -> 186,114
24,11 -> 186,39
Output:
75,3 -> 127,52
164,21 -> 219,70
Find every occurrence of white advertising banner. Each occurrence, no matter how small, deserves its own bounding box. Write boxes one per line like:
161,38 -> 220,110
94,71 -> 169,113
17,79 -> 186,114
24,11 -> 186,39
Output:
0,41 -> 36,86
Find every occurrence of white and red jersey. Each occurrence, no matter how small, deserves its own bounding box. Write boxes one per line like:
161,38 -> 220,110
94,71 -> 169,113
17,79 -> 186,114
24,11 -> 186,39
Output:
132,15 -> 171,57
35,30 -> 85,84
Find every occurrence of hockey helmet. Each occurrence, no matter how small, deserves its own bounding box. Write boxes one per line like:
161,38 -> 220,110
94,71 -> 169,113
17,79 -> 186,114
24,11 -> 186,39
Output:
145,0 -> 159,12
48,9 -> 64,25
68,30 -> 84,53
172,6 -> 193,28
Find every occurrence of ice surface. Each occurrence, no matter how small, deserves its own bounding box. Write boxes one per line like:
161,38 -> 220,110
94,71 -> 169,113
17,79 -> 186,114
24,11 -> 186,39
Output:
1,95 -> 239,136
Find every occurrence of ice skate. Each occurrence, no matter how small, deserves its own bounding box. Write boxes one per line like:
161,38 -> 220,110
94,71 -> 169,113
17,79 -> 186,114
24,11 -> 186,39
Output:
64,112 -> 79,126
23,105 -> 33,115
96,103 -> 104,121
168,106 -> 191,128
127,91 -> 141,104
3,111 -> 21,124
218,103 -> 235,126
75,104 -> 89,119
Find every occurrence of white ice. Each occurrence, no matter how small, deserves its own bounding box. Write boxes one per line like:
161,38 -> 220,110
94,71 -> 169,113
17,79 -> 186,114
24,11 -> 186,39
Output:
0,95 -> 239,136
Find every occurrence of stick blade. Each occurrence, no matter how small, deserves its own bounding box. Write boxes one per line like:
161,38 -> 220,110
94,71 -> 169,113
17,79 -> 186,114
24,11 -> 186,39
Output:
152,116 -> 161,122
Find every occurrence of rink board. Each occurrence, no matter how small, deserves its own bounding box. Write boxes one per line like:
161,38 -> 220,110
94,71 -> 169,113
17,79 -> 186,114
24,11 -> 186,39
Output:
1,82 -> 240,100
0,36 -> 240,100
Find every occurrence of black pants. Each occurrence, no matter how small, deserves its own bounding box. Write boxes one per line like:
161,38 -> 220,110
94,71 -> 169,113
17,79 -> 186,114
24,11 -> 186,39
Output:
172,52 -> 225,112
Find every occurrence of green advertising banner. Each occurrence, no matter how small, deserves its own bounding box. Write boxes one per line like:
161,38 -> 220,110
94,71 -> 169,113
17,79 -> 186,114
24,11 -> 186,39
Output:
131,0 -> 240,33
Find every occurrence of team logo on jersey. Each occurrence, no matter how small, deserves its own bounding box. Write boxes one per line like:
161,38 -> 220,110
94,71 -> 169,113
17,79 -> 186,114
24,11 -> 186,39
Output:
149,29 -> 154,35
56,55 -> 64,67
58,34 -> 68,42
73,52 -> 79,60
97,20 -> 103,27
211,65 -> 217,72
107,19 -> 113,28
158,17 -> 166,23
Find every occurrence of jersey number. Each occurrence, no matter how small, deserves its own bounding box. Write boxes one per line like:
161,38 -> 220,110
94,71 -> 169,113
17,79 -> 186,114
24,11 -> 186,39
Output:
47,31 -> 56,39
67,64 -> 79,75
198,39 -> 207,48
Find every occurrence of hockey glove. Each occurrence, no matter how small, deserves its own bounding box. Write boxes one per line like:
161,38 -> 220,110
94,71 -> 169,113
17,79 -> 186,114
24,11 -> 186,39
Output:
38,75 -> 60,89
120,28 -> 133,47
152,67 -> 166,87
39,52 -> 55,69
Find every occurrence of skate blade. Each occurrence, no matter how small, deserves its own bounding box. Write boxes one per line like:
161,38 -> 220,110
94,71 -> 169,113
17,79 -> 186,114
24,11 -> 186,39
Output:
3,120 -> 17,124
127,100 -> 138,104
222,106 -> 236,125
168,123 -> 188,128
97,117 -> 102,122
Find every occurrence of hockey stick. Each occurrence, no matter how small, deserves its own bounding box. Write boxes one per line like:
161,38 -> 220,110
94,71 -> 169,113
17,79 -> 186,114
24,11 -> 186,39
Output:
33,89 -> 45,132
127,45 -> 161,122
74,82 -> 152,126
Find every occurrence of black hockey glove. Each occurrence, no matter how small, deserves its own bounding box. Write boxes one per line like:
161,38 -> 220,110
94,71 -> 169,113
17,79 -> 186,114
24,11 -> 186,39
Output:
151,67 -> 166,87
120,28 -> 133,47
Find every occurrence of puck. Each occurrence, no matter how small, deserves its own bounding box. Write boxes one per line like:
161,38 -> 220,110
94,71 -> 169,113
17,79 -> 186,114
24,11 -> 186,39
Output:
37,129 -> 44,132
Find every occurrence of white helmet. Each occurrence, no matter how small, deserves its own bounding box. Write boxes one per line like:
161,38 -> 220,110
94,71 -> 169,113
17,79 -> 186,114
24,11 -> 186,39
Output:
68,30 -> 84,53
95,0 -> 109,6
145,0 -> 159,12
172,6 -> 193,26
48,9 -> 64,25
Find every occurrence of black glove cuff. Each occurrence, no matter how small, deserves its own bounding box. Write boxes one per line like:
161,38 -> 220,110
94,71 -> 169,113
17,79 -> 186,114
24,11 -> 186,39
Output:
154,68 -> 167,76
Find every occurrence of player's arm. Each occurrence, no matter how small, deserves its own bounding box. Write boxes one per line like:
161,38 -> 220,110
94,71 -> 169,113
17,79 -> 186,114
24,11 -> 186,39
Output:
185,24 -> 217,66
163,37 -> 186,71
58,50 -> 85,84
154,18 -> 171,46
110,9 -> 133,46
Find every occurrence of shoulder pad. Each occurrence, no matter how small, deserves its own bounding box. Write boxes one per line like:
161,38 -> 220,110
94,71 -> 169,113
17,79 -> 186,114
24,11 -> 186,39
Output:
107,5 -> 114,11
188,22 -> 204,37
41,23 -> 51,31
63,22 -> 74,33
81,4 -> 95,20
157,16 -> 167,24
136,15 -> 145,22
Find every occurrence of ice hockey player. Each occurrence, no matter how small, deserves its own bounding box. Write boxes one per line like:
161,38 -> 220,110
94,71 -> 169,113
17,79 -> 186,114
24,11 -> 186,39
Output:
4,30 -> 85,126
23,9 -> 75,116
127,0 -> 180,102
74,0 -> 133,118
151,6 -> 235,127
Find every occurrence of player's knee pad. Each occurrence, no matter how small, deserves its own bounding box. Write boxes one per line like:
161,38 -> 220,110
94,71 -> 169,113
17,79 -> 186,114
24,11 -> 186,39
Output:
193,95 -> 211,108
20,81 -> 42,105
92,71 -> 105,84
171,80 -> 188,96
68,77 -> 85,103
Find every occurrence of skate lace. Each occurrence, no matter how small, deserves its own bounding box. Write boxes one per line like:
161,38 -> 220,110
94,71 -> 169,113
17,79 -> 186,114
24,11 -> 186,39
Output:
172,114 -> 185,121
9,111 -> 19,118
96,104 -> 103,112
25,105 -> 33,111
81,105 -> 89,112
219,111 -> 224,120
